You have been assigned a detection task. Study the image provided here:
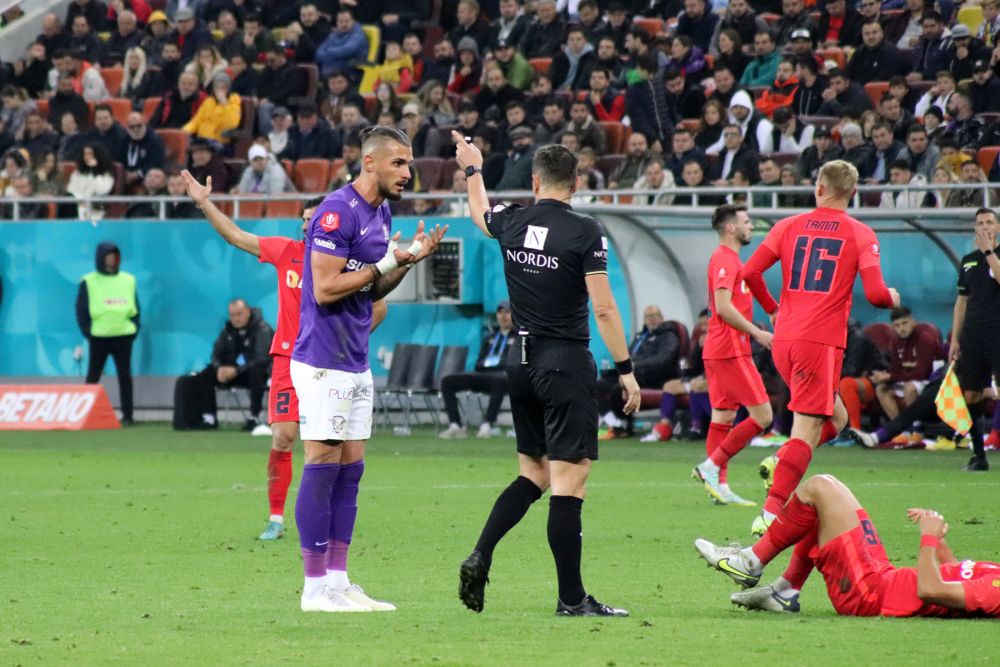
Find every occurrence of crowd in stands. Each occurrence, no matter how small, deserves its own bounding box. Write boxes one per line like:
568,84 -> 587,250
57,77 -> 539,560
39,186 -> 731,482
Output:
1,0 -> 1000,218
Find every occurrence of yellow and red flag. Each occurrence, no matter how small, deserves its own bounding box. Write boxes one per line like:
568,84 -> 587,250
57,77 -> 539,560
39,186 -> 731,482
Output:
935,364 -> 972,436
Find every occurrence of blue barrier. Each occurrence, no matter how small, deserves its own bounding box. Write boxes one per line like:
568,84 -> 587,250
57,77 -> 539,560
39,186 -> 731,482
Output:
0,216 -> 630,377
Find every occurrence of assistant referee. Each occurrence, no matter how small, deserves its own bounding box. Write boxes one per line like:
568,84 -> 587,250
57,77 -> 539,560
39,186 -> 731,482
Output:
452,130 -> 641,617
950,207 -> 1000,472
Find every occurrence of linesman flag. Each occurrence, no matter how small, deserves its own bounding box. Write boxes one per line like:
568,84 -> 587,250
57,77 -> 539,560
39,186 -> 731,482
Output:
935,364 -> 972,436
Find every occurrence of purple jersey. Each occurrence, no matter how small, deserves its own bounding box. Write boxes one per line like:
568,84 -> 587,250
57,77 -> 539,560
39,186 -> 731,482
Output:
293,183 -> 391,372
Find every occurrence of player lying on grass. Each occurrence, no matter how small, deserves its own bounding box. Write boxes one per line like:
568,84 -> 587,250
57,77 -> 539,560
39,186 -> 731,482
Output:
695,474 -> 1000,617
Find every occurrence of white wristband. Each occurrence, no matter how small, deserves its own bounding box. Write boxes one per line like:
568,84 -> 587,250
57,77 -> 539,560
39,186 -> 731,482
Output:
406,239 -> 424,256
374,240 -> 398,277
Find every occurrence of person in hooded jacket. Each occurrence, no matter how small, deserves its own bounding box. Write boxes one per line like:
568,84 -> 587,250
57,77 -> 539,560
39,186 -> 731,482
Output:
76,241 -> 140,425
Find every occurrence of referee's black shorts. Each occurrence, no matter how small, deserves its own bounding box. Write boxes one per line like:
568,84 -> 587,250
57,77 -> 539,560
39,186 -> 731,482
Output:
505,338 -> 599,462
957,327 -> 1000,393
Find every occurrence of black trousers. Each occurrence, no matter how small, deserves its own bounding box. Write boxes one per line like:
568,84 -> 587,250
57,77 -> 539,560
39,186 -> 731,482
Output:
880,377 -> 942,439
441,372 -> 507,425
86,334 -> 135,420
219,364 -> 269,418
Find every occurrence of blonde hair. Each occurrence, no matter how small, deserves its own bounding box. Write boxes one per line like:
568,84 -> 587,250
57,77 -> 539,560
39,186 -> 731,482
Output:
818,159 -> 858,199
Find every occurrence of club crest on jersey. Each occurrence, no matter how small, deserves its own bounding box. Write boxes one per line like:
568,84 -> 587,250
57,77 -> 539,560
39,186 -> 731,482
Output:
524,225 -> 549,251
718,267 -> 728,279
320,212 -> 340,232
871,243 -> 879,256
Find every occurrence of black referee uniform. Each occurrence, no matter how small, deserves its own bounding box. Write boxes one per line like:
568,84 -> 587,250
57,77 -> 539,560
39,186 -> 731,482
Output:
955,246 -> 1000,469
458,197 -> 629,618
487,199 -> 608,461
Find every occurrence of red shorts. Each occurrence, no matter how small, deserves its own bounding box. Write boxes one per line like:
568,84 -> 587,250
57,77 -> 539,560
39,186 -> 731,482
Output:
268,355 -> 299,424
772,339 -> 844,417
704,356 -> 770,411
814,511 -> 892,617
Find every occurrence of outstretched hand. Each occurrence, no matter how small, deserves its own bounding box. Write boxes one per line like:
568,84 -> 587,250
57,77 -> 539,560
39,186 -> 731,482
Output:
411,219 -> 448,263
452,130 -> 484,171
181,170 -> 211,206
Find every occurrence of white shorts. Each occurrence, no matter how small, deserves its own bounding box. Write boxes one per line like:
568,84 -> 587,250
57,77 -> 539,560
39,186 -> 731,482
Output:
892,380 -> 928,398
290,360 -> 374,442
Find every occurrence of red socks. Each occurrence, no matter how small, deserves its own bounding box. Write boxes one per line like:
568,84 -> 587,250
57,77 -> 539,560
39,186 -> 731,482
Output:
710,418 -> 765,470
763,438 -> 813,515
706,422 -> 733,484
819,419 -> 839,445
782,527 -> 819,590
753,493 -> 818,564
267,449 -> 293,517
839,378 -> 862,429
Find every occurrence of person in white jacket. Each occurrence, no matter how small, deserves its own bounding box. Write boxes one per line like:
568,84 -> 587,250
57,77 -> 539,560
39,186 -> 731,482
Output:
67,143 -> 115,220
235,144 -> 296,195
879,159 -> 933,209
707,89 -> 775,155
633,158 -> 676,205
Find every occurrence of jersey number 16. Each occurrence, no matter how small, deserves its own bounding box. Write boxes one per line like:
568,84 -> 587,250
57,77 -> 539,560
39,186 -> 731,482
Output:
789,236 -> 844,294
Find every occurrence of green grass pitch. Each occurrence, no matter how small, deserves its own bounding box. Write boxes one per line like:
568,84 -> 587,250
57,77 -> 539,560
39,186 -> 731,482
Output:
3,425 -> 999,666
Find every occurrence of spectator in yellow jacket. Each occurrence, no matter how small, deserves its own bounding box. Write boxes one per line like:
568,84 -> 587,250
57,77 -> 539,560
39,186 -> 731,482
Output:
182,72 -> 241,146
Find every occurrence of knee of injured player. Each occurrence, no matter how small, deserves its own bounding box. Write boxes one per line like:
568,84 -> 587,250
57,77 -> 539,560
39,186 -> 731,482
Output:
795,474 -> 847,506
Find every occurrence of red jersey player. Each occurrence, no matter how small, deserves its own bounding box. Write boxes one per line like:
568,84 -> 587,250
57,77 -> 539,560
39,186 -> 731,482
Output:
696,474 -> 1000,619
181,170 -> 387,540
691,205 -> 774,507
740,160 -> 899,536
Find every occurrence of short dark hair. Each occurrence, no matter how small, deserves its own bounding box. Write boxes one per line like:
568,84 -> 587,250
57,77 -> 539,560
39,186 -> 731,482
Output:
304,195 -> 325,209
975,207 -> 998,221
636,51 -> 659,73
567,26 -> 586,39
674,126 -> 692,137
889,159 -> 911,171
629,26 -> 651,43
663,66 -> 683,81
828,67 -> 846,79
343,130 -> 362,148
880,91 -> 896,105
711,204 -> 746,232
93,103 -> 113,117
921,10 -> 942,22
890,306 -> 911,321
244,11 -> 261,23
796,56 -> 819,75
532,144 -> 578,189
888,75 -> 907,87
906,123 -> 927,137
871,121 -> 892,134
591,66 -> 611,80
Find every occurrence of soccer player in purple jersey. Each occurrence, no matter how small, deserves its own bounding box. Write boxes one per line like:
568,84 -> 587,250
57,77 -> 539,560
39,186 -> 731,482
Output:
291,126 -> 447,613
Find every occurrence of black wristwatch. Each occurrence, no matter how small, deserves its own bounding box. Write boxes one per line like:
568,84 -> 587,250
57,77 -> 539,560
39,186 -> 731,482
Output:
465,165 -> 482,178
986,248 -> 994,257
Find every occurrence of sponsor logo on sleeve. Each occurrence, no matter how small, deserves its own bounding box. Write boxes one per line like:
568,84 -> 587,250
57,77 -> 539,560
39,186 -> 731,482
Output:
320,212 -> 340,232
315,238 -> 336,250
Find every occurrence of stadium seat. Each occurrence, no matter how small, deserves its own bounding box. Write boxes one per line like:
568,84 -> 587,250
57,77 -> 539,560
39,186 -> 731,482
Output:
86,101 -> 95,126
771,152 -> 799,166
36,98 -> 49,120
441,157 -> 459,182
595,153 -> 624,181
909,80 -> 933,97
362,93 -> 377,116
957,4 -> 984,32
293,159 -> 331,192
281,159 -> 294,179
411,157 -> 445,191
58,160 -> 76,187
977,146 -> 1000,175
142,96 -> 162,122
760,12 -> 780,24
236,198 -> 267,218
816,47 -> 845,69
329,158 -> 345,185
106,98 -> 132,125
632,17 -> 664,35
223,158 -> 247,183
599,121 -> 627,153
680,118 -> 700,132
266,199 -> 302,218
298,63 -> 319,103
915,322 -> 945,358
155,129 -> 189,166
667,320 -> 691,358
100,67 -> 124,96
863,322 -> 897,354
529,57 -> 552,74
864,81 -> 890,109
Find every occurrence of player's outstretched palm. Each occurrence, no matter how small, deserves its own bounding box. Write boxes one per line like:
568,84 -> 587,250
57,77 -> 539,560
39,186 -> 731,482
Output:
181,170 -> 211,205
412,219 -> 448,263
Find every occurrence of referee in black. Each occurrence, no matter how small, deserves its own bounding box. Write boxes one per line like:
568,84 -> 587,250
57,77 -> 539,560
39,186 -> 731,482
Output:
950,207 -> 1000,472
451,130 -> 641,616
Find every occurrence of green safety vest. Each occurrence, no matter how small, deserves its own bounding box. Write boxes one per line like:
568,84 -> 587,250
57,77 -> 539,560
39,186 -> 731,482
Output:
82,271 -> 138,338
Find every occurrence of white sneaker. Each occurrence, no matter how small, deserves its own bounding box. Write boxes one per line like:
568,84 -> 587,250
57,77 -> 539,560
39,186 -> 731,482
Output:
251,423 -> 273,437
301,586 -> 369,612
476,423 -> 494,439
341,584 -> 396,611
439,423 -> 467,439
848,428 -> 878,449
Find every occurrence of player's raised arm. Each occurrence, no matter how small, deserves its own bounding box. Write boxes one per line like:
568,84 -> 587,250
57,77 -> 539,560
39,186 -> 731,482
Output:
452,130 -> 492,238
914,510 -> 966,609
182,170 -> 261,257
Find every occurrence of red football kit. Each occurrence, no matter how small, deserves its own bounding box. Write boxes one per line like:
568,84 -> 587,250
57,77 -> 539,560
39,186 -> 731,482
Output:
741,207 -> 894,415
258,236 -> 304,424
814,510 -> 1000,618
703,246 -> 768,410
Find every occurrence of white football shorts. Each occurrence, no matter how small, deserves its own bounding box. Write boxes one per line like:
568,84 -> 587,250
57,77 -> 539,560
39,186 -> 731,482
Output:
290,360 -> 374,442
